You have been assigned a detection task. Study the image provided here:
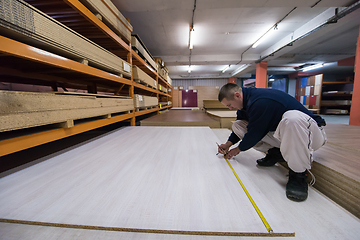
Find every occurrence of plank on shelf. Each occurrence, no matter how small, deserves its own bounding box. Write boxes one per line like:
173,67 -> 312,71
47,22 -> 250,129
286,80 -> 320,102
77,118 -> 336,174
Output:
134,94 -> 158,109
131,34 -> 157,71
133,65 -> 157,89
0,0 -> 131,78
0,90 -> 133,132
0,36 -> 132,87
79,0 -> 132,43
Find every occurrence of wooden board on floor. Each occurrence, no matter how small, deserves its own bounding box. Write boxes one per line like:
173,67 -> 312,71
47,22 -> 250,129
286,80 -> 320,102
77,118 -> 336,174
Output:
1,127 -> 360,239
206,110 -> 237,129
212,128 -> 360,240
0,126 -> 293,237
140,110 -> 220,128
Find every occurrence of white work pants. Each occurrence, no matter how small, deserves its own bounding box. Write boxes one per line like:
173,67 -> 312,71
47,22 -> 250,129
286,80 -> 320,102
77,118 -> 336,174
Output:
232,110 -> 327,172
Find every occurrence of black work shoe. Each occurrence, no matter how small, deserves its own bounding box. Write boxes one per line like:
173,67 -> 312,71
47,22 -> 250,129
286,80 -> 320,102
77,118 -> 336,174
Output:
256,148 -> 285,167
286,169 -> 308,202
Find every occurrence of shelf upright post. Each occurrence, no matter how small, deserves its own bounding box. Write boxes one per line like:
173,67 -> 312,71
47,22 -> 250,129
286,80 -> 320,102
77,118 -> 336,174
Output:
127,47 -> 136,126
156,74 -> 160,114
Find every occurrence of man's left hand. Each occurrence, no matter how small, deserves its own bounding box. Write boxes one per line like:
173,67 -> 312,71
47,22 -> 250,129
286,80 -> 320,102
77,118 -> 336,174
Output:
225,148 -> 241,160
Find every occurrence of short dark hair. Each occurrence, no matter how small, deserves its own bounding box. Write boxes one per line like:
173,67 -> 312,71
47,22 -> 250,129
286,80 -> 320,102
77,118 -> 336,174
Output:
218,83 -> 241,102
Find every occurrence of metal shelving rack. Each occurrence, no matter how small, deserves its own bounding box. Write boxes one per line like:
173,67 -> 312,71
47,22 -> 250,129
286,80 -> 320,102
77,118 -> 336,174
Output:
0,0 -> 172,157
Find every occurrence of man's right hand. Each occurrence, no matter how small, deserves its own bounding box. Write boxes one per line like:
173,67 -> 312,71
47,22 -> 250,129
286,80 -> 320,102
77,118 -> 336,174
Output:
218,141 -> 232,155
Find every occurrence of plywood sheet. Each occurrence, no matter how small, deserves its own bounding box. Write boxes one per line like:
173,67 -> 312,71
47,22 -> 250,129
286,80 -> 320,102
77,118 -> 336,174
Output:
0,90 -> 133,132
80,0 -> 132,42
131,35 -> 157,70
206,110 -> 237,129
133,66 -> 156,88
212,128 -> 360,240
0,127 -> 292,236
134,94 -> 158,108
203,100 -> 228,110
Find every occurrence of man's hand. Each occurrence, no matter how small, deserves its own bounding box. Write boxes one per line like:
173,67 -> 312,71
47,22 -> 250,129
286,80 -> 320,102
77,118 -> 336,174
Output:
218,141 -> 232,155
225,147 -> 241,160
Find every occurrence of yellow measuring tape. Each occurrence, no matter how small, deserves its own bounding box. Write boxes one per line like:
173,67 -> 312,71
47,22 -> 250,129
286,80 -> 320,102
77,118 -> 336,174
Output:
225,158 -> 273,233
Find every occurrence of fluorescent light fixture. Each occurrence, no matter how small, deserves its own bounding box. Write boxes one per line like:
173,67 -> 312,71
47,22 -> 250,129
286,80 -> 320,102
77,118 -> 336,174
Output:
222,65 -> 230,73
189,28 -> 194,49
302,63 -> 324,72
252,24 -> 278,49
231,64 -> 250,76
269,79 -> 275,82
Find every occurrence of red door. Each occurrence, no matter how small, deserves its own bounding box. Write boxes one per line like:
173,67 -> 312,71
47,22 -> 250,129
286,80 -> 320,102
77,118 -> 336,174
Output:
182,90 -> 197,107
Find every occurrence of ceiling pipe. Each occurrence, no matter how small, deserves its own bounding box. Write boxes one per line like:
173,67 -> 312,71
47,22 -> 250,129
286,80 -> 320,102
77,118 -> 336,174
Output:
256,0 -> 360,63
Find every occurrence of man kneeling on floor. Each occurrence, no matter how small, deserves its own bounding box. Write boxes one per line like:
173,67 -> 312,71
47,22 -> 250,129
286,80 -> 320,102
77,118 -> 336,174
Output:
217,83 -> 327,201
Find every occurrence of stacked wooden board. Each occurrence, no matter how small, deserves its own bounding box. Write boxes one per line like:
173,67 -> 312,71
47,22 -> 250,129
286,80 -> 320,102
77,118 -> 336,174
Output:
206,110 -> 237,129
134,94 -> 158,109
0,0 -> 131,77
0,91 -> 133,132
132,66 -> 157,89
312,123 -> 360,218
158,85 -> 168,93
79,0 -> 133,43
131,35 -> 157,70
203,100 -> 228,110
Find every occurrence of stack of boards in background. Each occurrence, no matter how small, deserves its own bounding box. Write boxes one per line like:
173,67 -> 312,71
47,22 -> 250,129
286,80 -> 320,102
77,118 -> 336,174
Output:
80,0 -> 133,43
134,94 -> 158,111
203,100 -> 228,110
0,91 -> 134,132
297,74 -> 323,114
131,34 -> 157,70
132,66 -> 157,89
154,57 -> 172,85
131,35 -> 172,88
0,0 -> 132,77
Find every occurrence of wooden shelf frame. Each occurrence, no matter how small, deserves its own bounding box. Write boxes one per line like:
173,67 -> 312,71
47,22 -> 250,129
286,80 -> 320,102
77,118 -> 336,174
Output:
0,112 -> 134,157
0,36 -> 131,86
0,0 -> 173,157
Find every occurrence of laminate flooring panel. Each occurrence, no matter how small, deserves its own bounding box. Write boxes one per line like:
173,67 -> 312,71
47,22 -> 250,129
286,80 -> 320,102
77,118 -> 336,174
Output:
140,110 -> 220,128
212,128 -> 360,240
0,126 -> 292,237
1,127 -> 360,239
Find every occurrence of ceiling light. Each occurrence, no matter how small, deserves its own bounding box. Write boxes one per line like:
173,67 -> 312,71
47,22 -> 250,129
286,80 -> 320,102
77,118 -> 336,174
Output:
252,24 -> 278,49
269,79 -> 275,82
189,28 -> 194,49
222,65 -> 230,73
231,64 -> 250,76
302,63 -> 324,72
188,65 -> 191,73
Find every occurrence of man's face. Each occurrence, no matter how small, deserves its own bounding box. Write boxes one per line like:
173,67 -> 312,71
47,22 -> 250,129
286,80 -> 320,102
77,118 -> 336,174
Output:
221,92 -> 242,110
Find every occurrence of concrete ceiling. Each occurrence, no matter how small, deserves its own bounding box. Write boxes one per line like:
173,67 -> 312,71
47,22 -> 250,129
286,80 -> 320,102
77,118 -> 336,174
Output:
112,0 -> 360,79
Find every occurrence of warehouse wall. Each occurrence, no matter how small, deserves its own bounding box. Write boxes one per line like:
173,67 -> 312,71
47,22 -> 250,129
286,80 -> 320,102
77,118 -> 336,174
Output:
172,78 -> 229,90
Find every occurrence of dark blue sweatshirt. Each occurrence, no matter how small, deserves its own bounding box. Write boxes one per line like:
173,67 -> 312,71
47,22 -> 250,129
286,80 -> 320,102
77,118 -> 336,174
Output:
228,87 -> 326,151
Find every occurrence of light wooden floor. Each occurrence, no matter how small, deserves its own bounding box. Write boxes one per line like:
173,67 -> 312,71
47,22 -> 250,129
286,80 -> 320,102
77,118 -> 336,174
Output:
140,110 -> 220,128
1,127 -> 360,239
